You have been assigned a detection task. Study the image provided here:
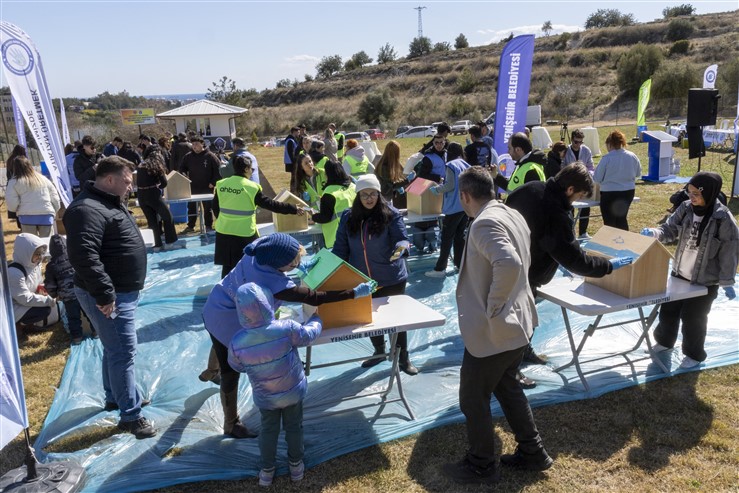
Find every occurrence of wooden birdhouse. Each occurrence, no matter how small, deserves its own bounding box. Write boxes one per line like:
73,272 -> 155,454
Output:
163,171 -> 192,200
272,189 -> 310,232
406,177 -> 443,215
583,226 -> 672,299
301,248 -> 373,329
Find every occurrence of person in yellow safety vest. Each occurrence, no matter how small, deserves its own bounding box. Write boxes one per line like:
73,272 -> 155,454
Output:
311,160 -> 356,248
342,139 -> 375,179
329,123 -> 345,161
309,139 -> 329,173
292,153 -> 326,209
491,132 -> 547,195
213,154 -> 305,279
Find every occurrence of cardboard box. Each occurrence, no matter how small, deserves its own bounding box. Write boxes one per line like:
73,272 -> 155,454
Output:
406,177 -> 442,215
584,226 -> 672,299
301,248 -> 373,329
272,189 -> 310,232
163,171 -> 191,200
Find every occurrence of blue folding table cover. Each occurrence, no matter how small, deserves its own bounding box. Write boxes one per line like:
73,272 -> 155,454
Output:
33,235 -> 738,492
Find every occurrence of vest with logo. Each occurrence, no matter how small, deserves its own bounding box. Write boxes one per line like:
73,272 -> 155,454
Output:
508,160 -> 545,192
321,184 -> 356,248
344,154 -> 370,177
443,158 -> 469,215
215,175 -> 260,237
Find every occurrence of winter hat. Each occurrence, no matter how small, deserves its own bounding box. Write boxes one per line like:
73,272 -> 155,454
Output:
355,174 -> 381,193
243,233 -> 300,269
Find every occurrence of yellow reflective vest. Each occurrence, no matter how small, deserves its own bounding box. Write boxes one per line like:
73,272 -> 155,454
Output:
214,175 -> 260,237
321,183 -> 356,248
507,161 -> 545,192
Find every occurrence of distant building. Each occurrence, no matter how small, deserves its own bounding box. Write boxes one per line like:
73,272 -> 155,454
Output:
157,99 -> 247,149
0,94 -> 17,127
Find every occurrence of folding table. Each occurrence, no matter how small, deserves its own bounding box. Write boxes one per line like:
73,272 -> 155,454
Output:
165,193 -> 214,236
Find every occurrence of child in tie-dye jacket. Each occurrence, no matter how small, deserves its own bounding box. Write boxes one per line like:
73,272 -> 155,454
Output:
228,282 -> 322,487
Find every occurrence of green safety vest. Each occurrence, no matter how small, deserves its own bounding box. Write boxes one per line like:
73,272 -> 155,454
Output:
302,173 -> 324,208
343,154 -> 370,177
214,175 -> 260,237
314,156 -> 328,172
335,133 -> 345,160
507,161 -> 545,192
321,183 -> 356,248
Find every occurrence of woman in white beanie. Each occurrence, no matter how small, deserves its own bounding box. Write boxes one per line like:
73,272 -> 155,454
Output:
332,174 -> 418,375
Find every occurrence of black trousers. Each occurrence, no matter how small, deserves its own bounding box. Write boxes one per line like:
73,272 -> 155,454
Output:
211,333 -> 240,394
654,284 -> 718,362
578,207 -> 590,236
459,346 -> 543,469
139,190 -> 177,247
599,189 -> 635,231
368,282 -> 409,351
187,200 -> 213,229
435,211 -> 468,271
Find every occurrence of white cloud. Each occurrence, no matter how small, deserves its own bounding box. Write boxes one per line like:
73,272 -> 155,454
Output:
284,54 -> 320,64
478,23 -> 581,43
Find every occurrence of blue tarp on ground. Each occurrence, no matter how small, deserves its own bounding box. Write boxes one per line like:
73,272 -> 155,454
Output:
33,235 -> 738,492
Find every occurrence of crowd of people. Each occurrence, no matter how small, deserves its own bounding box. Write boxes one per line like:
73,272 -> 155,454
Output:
4,120 -> 738,488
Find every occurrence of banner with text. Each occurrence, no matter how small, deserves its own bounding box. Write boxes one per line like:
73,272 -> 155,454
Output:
60,97 -> 70,145
11,95 -> 25,147
121,108 -> 156,125
493,35 -> 535,157
636,78 -> 651,128
703,64 -> 718,89
0,22 -> 72,206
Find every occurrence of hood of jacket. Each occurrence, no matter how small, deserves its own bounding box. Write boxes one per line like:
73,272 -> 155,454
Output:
235,282 -> 275,329
13,233 -> 47,271
346,146 -> 366,161
519,149 -> 548,166
48,234 -> 67,259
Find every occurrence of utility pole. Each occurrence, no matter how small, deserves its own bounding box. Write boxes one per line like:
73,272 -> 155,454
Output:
414,6 -> 426,38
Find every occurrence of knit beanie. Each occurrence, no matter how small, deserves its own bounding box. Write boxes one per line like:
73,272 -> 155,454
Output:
243,233 -> 300,269
355,174 -> 381,192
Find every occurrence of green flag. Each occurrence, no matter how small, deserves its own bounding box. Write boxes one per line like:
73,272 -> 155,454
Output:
637,78 -> 652,127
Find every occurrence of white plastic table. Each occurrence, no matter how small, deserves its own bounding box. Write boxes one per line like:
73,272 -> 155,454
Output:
537,276 -> 707,392
304,295 -> 445,420
571,197 -> 640,235
165,193 -> 214,236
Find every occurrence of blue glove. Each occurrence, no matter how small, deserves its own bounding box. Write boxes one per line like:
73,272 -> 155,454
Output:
406,171 -> 416,182
609,256 -> 633,270
724,286 -> 736,300
397,186 -> 405,195
296,256 -> 320,277
430,185 -> 442,195
641,227 -> 660,238
353,280 -> 378,298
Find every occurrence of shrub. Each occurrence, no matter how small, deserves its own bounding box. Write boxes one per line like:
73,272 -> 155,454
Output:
456,67 -> 478,94
357,89 -> 397,126
344,51 -> 373,71
454,33 -> 469,49
316,55 -> 343,79
585,8 -> 635,29
377,43 -> 397,64
433,42 -> 451,53
275,78 -> 291,89
666,18 -> 694,41
616,43 -> 663,95
669,40 -> 691,56
449,96 -> 476,118
716,56 -> 739,106
652,61 -> 699,99
556,32 -> 572,51
663,4 -> 695,18
569,53 -> 585,67
408,37 -> 432,59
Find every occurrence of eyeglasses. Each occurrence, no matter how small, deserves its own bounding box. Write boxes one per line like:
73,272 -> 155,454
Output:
687,191 -> 702,198
359,191 -> 379,200
572,140 -> 583,145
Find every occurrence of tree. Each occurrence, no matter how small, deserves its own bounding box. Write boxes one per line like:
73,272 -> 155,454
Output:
344,50 -> 373,71
542,20 -> 553,36
432,42 -> 451,53
666,18 -> 694,41
408,36 -> 432,59
357,89 -> 397,126
616,43 -> 663,95
663,4 -> 695,18
585,8 -> 636,29
275,78 -> 291,89
454,33 -> 469,49
377,43 -> 397,64
206,76 -> 240,105
304,73 -> 314,82
315,55 -> 343,79
652,61 -> 699,100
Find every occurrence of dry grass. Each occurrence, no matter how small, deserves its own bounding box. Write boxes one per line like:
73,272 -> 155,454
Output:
2,127 -> 738,492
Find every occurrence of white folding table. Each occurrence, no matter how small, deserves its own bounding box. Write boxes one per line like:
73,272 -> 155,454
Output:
303,295 -> 445,420
537,276 -> 707,392
165,193 -> 214,236
572,197 -> 640,235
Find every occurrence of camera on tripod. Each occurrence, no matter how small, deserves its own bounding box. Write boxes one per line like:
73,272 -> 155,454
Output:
560,122 -> 569,142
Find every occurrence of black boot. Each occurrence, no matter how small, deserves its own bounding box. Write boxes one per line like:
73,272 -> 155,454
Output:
516,370 -> 536,389
399,349 -> 418,376
522,344 -> 548,365
361,342 -> 386,368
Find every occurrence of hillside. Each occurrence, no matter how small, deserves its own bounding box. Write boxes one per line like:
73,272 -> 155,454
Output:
237,10 -> 738,137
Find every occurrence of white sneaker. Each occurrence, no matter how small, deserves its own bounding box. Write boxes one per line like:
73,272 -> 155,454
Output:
679,356 -> 701,369
289,460 -> 304,482
258,467 -> 275,487
425,269 -> 446,278
652,343 -> 670,352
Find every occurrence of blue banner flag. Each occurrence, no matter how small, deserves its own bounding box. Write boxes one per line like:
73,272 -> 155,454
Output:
493,35 -> 535,157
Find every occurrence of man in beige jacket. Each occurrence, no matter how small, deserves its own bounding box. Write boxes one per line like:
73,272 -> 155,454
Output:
443,166 -> 552,485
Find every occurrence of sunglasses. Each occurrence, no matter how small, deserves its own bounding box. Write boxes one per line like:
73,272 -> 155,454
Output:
572,140 -> 583,145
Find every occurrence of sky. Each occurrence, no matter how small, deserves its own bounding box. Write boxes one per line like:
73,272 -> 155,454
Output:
0,0 -> 736,99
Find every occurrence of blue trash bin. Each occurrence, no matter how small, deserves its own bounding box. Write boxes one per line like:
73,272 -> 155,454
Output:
170,202 -> 187,224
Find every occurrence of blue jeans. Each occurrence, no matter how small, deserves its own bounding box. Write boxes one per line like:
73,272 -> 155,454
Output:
75,287 -> 144,422
259,401 -> 304,469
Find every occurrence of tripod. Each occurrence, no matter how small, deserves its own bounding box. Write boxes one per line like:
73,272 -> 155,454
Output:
560,122 -> 570,143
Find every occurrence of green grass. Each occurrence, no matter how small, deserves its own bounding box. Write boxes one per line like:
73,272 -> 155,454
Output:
2,126 -> 738,492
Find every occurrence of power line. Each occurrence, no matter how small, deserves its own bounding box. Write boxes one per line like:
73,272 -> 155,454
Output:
414,6 -> 426,38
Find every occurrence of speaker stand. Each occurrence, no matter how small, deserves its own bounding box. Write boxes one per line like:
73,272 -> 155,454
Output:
697,125 -> 703,173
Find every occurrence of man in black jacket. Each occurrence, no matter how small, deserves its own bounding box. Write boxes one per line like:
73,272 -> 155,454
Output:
73,135 -> 103,185
179,135 -> 221,233
64,156 -> 156,439
506,163 -> 632,366
170,133 -> 192,171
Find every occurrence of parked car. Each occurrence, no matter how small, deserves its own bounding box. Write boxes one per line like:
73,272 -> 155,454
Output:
396,126 -> 437,139
430,121 -> 444,129
395,125 -> 411,136
344,131 -> 371,142
365,129 -> 386,140
451,120 -> 472,135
